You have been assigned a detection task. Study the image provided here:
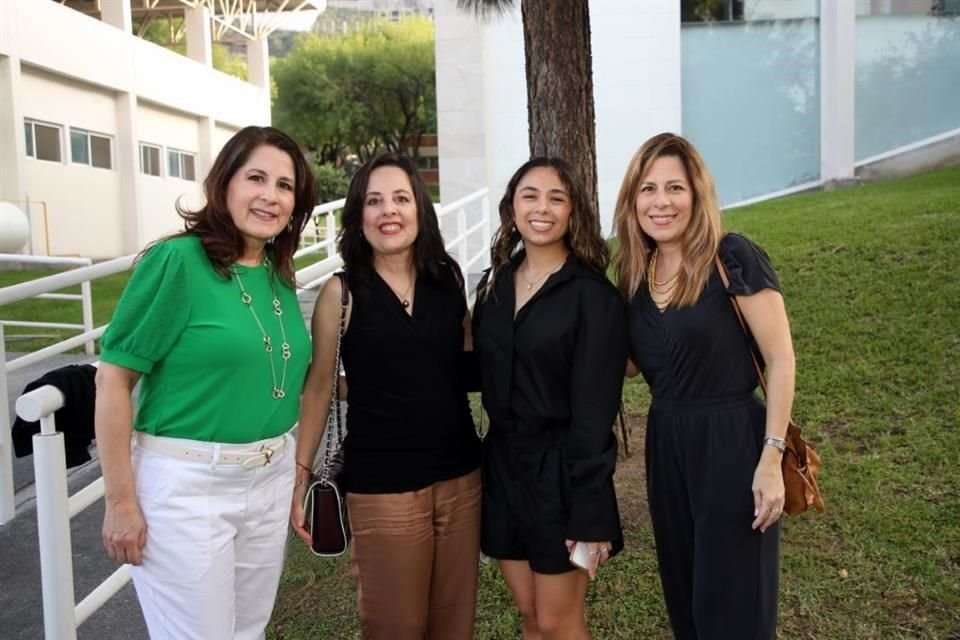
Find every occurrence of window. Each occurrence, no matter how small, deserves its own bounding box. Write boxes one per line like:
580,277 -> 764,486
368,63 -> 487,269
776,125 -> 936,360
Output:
70,128 -> 113,169
167,148 -> 198,181
140,143 -> 162,176
24,119 -> 63,162
416,155 -> 439,171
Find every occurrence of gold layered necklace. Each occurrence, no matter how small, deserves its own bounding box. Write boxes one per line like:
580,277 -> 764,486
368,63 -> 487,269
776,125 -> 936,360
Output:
647,249 -> 680,310
235,255 -> 291,400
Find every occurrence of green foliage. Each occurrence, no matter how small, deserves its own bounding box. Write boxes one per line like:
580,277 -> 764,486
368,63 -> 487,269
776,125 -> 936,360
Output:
271,18 -> 437,165
211,44 -> 248,81
312,163 -> 351,203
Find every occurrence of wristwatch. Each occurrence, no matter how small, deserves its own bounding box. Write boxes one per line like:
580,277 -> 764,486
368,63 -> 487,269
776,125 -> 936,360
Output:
763,436 -> 786,453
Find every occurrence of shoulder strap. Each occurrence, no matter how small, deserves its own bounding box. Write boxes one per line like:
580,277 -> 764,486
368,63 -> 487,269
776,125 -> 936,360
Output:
713,256 -> 770,398
319,272 -> 349,480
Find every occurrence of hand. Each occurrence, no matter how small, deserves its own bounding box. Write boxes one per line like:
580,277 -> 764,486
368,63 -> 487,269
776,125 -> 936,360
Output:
290,483 -> 313,545
565,539 -> 613,579
102,497 -> 146,565
751,452 -> 785,533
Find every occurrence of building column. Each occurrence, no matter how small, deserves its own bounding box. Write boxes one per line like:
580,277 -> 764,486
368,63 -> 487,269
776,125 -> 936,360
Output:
185,4 -> 213,67
115,91 -> 143,253
820,0 -> 856,183
100,0 -> 132,33
246,37 -> 271,122
0,54 -> 31,252
198,115 -> 216,177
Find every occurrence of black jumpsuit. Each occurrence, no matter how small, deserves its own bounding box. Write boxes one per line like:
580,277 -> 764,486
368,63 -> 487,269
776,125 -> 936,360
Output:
473,253 -> 627,574
628,234 -> 781,639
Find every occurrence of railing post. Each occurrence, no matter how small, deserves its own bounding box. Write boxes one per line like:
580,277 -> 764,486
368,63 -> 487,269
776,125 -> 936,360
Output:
0,325 -> 16,523
325,210 -> 337,259
457,207 -> 468,268
80,277 -> 94,356
33,413 -> 78,640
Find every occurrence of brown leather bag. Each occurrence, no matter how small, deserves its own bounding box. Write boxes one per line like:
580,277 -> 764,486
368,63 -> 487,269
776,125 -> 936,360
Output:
715,257 -> 825,516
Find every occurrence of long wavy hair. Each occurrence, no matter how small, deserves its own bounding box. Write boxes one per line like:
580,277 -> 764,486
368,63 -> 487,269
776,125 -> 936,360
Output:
337,153 -> 453,287
165,126 -> 318,287
613,133 -> 723,306
481,157 -> 609,300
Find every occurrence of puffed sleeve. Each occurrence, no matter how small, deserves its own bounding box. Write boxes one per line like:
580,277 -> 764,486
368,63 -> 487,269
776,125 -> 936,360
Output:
99,242 -> 191,374
719,233 -> 781,295
565,277 -> 627,545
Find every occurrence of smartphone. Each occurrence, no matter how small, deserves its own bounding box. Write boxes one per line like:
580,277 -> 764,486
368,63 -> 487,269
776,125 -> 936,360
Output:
569,542 -> 599,573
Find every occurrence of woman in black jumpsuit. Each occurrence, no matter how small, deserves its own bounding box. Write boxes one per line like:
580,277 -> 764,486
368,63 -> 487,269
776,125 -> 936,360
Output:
613,134 -> 796,639
473,157 -> 626,639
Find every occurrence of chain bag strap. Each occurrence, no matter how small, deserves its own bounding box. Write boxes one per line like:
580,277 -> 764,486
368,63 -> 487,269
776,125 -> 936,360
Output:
318,272 -> 348,482
306,272 -> 352,556
714,256 -> 825,516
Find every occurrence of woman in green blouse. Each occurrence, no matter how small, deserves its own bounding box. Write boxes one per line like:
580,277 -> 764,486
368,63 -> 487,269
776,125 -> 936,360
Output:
94,126 -> 317,640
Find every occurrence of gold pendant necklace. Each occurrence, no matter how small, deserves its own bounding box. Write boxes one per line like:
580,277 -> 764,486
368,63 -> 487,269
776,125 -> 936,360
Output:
384,276 -> 414,308
235,256 -> 291,400
519,257 -> 567,291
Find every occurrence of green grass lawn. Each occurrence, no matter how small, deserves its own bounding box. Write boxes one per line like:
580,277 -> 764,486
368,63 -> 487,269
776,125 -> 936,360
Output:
3,166 -> 958,638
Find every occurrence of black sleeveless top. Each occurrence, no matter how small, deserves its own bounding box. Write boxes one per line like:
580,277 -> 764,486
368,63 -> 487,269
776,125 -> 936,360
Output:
340,264 -> 481,494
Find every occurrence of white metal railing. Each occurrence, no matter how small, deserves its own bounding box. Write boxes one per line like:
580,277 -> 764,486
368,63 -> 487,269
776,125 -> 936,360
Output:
0,255 -> 136,524
299,198 -> 345,256
6,189 -> 490,639
0,254 -> 96,356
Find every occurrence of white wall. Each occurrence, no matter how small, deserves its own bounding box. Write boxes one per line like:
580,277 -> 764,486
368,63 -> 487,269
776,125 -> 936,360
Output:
592,0 -> 682,232
20,67 -> 125,255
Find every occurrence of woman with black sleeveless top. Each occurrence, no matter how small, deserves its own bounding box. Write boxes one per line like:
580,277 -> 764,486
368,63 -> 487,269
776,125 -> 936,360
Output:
290,154 -> 481,639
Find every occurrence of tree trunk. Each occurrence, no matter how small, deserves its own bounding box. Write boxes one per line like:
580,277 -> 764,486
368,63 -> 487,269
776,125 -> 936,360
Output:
520,0 -> 598,213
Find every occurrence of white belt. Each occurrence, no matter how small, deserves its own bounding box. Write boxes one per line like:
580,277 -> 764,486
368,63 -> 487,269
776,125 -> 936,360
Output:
134,432 -> 288,469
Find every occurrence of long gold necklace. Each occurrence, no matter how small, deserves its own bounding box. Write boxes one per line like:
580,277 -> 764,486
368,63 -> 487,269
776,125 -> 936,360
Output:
518,257 -> 567,291
235,256 -> 291,400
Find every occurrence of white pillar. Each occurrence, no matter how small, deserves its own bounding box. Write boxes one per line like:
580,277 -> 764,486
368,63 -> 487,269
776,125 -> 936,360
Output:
115,91 -> 143,253
820,0 -> 856,182
0,55 -> 28,213
185,4 -> 213,67
198,116 -> 216,179
246,37 -> 271,122
100,0 -> 132,33
433,2 -> 491,206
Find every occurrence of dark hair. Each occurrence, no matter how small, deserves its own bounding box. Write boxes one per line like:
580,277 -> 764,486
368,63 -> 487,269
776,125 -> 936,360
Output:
337,153 -> 453,286
482,157 -> 609,298
170,126 -> 318,287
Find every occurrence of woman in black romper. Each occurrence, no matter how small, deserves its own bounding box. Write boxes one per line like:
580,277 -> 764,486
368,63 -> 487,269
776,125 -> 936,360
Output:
473,157 -> 626,639
613,134 -> 795,639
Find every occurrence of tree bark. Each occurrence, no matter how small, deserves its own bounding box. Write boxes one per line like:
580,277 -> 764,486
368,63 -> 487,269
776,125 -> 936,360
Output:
520,0 -> 598,213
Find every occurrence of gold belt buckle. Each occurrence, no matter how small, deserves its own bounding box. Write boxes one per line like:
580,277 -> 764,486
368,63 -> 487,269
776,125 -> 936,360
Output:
260,445 -> 274,465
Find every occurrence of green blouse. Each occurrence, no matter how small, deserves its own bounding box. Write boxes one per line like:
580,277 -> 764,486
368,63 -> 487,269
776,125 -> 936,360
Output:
100,235 -> 310,443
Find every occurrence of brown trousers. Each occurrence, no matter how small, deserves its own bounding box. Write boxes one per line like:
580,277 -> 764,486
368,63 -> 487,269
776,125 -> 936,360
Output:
347,469 -> 482,640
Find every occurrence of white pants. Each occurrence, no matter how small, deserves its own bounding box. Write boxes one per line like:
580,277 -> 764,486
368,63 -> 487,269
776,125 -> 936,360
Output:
129,432 -> 295,640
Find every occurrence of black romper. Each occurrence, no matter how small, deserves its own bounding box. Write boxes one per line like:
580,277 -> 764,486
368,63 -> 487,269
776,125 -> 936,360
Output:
473,253 -> 627,574
628,234 -> 781,639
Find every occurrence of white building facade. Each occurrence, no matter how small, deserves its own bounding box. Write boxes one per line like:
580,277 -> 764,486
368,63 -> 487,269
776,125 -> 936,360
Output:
434,0 -> 960,235
0,0 -> 310,258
